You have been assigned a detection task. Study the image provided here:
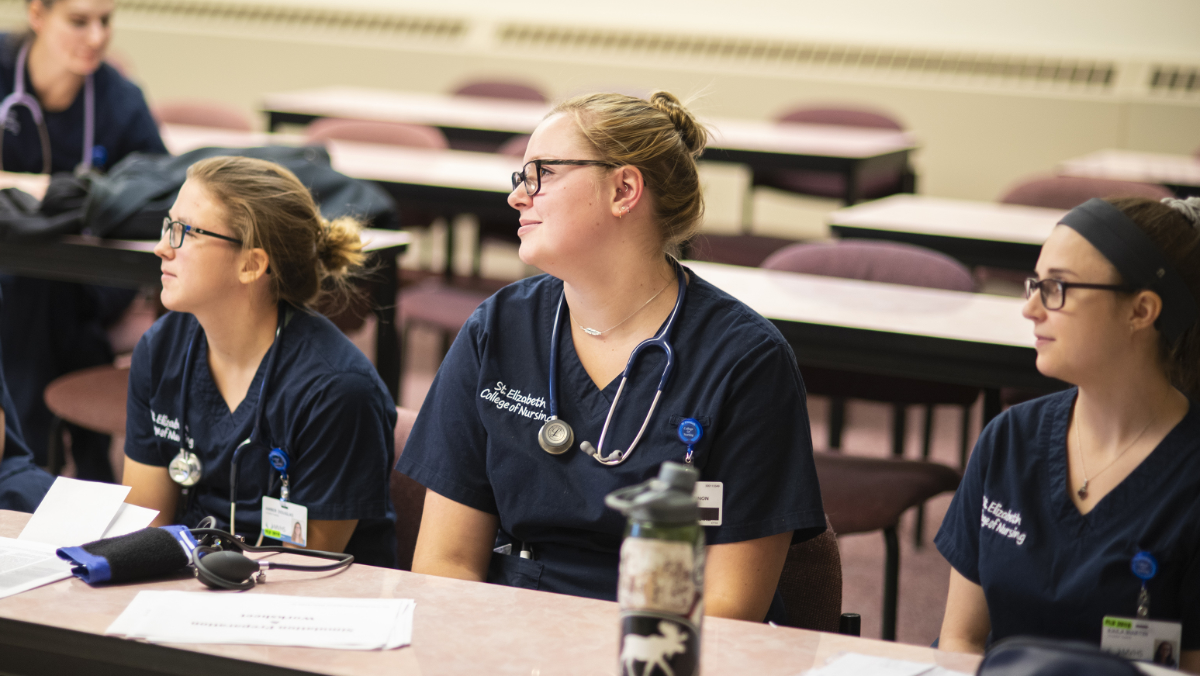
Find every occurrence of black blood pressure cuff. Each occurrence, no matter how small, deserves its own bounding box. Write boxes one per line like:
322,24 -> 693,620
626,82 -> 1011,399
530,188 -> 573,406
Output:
56,525 -> 198,585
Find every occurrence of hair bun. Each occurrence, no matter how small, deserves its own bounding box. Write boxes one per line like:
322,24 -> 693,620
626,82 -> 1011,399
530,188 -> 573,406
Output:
649,91 -> 708,157
1162,197 -> 1200,226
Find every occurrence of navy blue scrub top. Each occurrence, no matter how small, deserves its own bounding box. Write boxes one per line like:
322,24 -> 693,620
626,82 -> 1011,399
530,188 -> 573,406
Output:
397,267 -> 826,602
0,288 -> 54,512
936,389 -> 1200,649
0,33 -> 166,173
125,309 -> 398,568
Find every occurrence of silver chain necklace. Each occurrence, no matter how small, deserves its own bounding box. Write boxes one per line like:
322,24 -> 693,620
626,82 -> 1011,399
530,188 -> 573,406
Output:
1074,401 -> 1161,500
572,277 -> 673,336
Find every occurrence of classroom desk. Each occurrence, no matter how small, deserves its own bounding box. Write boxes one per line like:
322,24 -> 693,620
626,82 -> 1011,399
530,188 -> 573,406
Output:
1057,149 -> 1200,198
827,194 -> 1066,270
261,87 -> 918,204
0,220 -> 411,402
0,510 -> 982,676
684,261 -> 1062,421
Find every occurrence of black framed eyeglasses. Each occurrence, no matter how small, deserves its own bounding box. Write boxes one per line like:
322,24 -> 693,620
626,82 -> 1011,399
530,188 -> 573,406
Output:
511,159 -> 618,197
161,217 -> 243,249
1024,277 -> 1136,311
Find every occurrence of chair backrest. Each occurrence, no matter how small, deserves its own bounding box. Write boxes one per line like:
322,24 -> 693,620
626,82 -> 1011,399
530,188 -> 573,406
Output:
305,118 -> 449,149
998,175 -> 1174,210
497,134 -> 530,158
762,240 -> 975,292
687,233 -> 797,268
390,407 -> 425,571
777,105 -> 903,131
776,516 -> 842,631
453,81 -> 547,103
152,100 -> 254,132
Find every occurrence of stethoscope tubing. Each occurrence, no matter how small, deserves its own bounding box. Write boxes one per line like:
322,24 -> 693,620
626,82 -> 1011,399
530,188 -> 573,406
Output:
548,257 -> 687,466
0,40 -> 95,174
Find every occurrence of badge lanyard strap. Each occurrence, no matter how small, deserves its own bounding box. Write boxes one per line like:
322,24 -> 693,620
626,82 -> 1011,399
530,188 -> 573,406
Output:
0,41 -> 96,174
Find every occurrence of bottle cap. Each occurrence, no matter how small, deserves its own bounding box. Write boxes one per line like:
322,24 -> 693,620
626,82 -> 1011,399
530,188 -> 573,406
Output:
605,461 -> 699,524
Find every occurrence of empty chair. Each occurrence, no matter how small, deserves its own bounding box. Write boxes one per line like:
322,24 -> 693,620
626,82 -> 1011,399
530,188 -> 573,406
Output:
775,516 -> 843,632
305,118 -> 448,149
756,105 -> 909,201
452,80 -> 547,103
685,233 -> 798,268
999,175 -> 1173,209
763,240 -> 979,546
391,406 -> 424,570
152,100 -> 253,131
814,451 -> 961,640
43,365 -> 129,477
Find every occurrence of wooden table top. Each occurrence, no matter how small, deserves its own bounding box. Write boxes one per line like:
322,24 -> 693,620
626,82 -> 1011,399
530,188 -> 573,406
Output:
0,510 -> 980,675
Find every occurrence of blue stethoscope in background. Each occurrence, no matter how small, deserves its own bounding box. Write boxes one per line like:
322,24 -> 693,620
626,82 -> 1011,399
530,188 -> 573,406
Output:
0,41 -> 96,174
168,303 -> 294,531
537,258 -> 687,466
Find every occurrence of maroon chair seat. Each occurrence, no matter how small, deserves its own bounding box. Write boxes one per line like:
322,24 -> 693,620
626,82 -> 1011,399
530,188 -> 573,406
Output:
153,100 -> 254,131
999,175 -> 1173,210
776,516 -> 843,632
397,279 -> 494,394
42,366 -> 130,476
390,407 -> 424,571
814,450 -> 961,640
686,234 -> 798,268
756,105 -> 907,200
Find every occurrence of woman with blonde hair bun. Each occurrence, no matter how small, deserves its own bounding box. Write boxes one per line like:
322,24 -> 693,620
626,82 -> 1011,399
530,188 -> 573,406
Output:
122,156 -> 398,568
398,92 -> 824,621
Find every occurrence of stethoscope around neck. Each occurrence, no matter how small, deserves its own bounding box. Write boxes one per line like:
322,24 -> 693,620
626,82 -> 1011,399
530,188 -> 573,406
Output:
0,40 -> 95,174
537,258 -> 687,466
169,303 -> 292,531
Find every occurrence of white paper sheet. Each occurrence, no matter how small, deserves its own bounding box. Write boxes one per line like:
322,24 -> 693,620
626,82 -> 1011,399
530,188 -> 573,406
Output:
18,477 -> 131,547
101,503 -> 159,538
804,653 -> 971,676
107,591 -> 415,650
0,537 -> 72,599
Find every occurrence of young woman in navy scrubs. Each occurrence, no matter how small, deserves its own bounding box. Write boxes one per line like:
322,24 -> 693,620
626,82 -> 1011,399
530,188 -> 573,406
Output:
121,157 -> 398,568
397,92 -> 825,621
0,289 -> 55,512
936,196 -> 1200,669
0,0 -> 168,480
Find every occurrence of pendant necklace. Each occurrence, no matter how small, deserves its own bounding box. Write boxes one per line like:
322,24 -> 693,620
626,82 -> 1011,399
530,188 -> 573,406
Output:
1074,403 -> 1159,500
573,276 -> 673,337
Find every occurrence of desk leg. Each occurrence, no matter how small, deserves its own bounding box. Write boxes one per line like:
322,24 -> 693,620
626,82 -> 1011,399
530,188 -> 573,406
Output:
844,161 -> 862,206
443,215 -> 456,281
373,251 -> 400,403
982,388 -> 1002,426
267,111 -> 280,132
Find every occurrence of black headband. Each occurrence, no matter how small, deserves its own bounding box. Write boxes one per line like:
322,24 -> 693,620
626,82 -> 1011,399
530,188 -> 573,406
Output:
1058,198 -> 1198,342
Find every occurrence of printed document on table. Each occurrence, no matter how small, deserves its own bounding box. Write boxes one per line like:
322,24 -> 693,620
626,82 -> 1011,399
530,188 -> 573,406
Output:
804,653 -> 971,676
0,537 -> 71,599
107,591 -> 415,650
18,477 -> 131,546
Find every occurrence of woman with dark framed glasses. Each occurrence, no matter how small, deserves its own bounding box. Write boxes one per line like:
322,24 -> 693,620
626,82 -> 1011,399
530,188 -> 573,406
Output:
0,0 -> 168,483
937,196 -> 1200,670
396,92 -> 825,622
121,156 -> 399,568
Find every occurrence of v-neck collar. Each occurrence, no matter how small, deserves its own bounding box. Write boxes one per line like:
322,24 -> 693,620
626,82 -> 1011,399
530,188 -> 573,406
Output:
191,331 -> 268,434
1047,389 -> 1196,529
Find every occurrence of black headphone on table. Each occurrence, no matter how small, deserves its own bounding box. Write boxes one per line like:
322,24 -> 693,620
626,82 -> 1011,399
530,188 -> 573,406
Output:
188,517 -> 354,591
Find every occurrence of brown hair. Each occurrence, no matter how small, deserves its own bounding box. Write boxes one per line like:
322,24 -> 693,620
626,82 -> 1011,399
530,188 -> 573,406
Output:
1107,197 -> 1200,398
186,156 -> 365,311
551,91 -> 708,252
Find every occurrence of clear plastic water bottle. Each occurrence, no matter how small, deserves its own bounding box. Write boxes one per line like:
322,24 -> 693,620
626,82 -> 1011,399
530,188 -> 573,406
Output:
605,461 -> 704,676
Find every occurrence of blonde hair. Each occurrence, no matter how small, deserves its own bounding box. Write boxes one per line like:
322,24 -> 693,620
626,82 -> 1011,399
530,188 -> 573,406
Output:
552,91 -> 708,251
185,156 -> 365,311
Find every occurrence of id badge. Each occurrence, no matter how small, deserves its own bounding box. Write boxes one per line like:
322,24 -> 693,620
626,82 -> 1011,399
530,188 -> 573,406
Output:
1101,616 -> 1182,666
262,496 -> 309,546
693,481 -> 723,526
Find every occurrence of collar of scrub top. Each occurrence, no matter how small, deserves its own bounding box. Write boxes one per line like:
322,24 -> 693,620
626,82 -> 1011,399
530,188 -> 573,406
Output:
1058,198 -> 1198,342
547,256 -> 688,466
0,40 -> 95,175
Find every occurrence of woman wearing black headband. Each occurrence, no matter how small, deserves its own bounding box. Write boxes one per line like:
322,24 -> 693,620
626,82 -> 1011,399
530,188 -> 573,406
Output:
936,196 -> 1200,669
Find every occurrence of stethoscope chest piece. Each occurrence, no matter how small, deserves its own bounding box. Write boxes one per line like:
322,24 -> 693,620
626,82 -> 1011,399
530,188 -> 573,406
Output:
169,449 -> 203,487
538,417 -> 574,455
